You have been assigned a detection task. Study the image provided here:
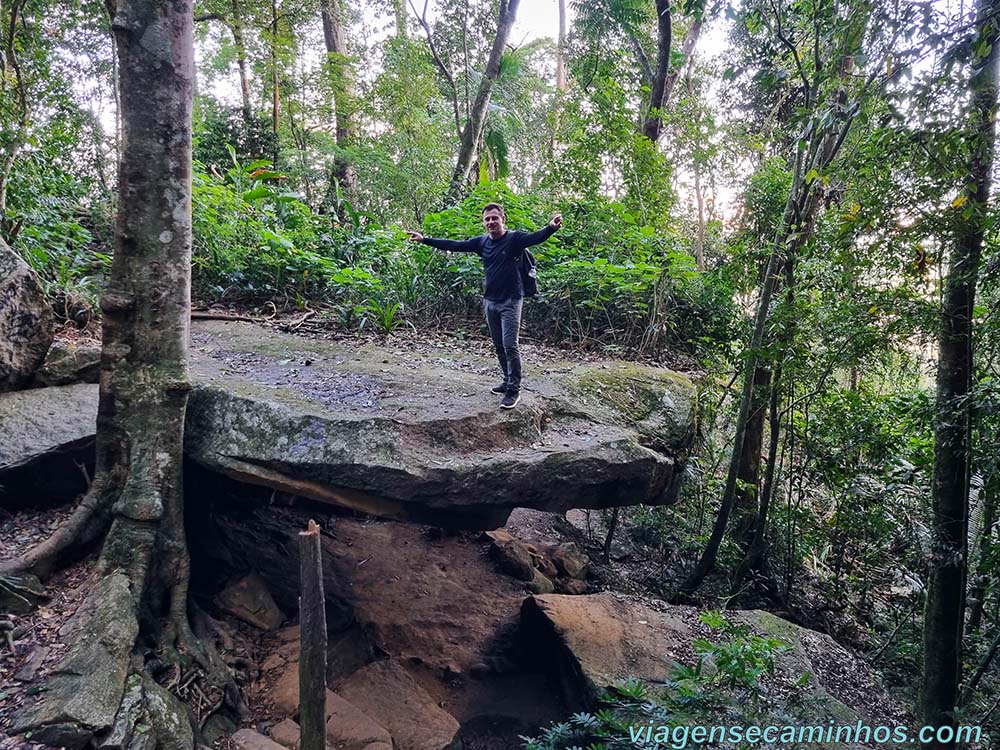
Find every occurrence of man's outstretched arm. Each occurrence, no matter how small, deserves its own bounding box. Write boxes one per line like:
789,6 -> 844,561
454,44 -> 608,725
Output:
407,230 -> 482,253
518,213 -> 563,248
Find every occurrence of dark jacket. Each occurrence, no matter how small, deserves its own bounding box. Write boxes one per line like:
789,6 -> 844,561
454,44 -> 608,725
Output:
421,225 -> 557,301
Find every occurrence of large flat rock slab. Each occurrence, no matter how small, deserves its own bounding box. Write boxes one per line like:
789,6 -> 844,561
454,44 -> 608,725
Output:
185,320 -> 696,528
1,322 -> 697,529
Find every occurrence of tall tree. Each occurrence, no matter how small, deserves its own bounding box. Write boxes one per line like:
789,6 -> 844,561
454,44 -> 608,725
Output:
921,0 -> 1000,741
448,0 -> 521,198
321,0 -> 359,201
677,0 -> 873,598
195,0 -> 254,125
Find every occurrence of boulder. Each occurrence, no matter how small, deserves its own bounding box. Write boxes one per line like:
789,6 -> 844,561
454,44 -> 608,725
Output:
334,659 -> 460,750
0,383 -> 98,508
520,593 -> 899,723
214,573 -> 285,630
0,237 -> 53,391
36,339 -> 101,386
185,320 -> 696,530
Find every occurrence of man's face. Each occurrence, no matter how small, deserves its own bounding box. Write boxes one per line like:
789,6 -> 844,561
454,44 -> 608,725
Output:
482,209 -> 506,238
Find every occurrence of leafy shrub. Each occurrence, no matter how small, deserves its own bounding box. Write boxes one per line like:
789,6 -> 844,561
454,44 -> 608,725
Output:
4,140 -> 110,307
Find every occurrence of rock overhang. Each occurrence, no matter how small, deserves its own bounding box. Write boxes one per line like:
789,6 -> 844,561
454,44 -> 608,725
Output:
3,321 -> 698,529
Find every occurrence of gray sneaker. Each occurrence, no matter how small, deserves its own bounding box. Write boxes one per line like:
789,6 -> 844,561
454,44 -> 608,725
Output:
499,391 -> 520,409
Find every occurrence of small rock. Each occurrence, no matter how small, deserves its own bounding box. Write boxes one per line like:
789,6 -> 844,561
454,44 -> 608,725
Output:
35,340 -> 101,386
0,573 -> 48,614
552,543 -> 588,580
214,573 -> 285,630
28,722 -> 91,750
527,570 -> 555,595
268,661 -> 300,716
232,729 -> 288,750
336,659 -> 460,750
489,539 -> 534,581
269,718 -> 300,749
261,651 -> 291,673
276,624 -> 301,642
556,579 -> 589,595
202,713 -> 238,745
483,529 -> 513,544
531,552 -> 559,580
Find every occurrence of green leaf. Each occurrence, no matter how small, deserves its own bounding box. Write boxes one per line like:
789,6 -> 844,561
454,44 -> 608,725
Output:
243,186 -> 273,202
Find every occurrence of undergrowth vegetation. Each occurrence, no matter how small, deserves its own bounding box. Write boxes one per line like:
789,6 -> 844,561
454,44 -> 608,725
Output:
523,611 -> 797,750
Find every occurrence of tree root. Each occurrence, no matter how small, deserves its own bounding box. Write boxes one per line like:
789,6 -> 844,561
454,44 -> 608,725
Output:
0,481 -> 112,580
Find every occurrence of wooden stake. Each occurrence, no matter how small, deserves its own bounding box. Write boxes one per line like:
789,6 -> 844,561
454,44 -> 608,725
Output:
299,519 -> 327,750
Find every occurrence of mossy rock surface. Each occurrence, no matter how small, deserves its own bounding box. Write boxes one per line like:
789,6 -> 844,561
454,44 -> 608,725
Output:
564,362 -> 697,450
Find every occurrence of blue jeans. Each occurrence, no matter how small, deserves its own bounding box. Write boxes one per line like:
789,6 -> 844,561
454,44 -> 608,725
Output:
484,297 -> 523,392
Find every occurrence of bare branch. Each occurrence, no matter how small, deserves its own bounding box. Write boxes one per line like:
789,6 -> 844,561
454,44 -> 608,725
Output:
629,33 -> 653,84
409,0 -> 463,138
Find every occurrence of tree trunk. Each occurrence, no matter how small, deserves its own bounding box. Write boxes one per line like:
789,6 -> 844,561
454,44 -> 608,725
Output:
556,0 -> 567,92
230,0 -> 253,125
662,19 -> 702,111
693,160 -> 706,271
321,0 -> 359,201
733,363 -> 771,542
550,0 -> 568,157
393,0 -> 407,37
0,0 -> 29,240
2,3 -> 230,746
270,0 -> 280,140
732,363 -> 783,592
921,2 -> 1000,741
676,9 -> 866,598
448,0 -> 521,199
98,0 -> 197,640
641,0 -> 671,143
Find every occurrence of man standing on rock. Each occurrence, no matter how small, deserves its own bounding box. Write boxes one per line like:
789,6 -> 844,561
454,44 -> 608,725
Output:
408,204 -> 562,409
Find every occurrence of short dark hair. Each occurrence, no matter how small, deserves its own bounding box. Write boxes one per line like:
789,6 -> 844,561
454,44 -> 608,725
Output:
482,203 -> 506,217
